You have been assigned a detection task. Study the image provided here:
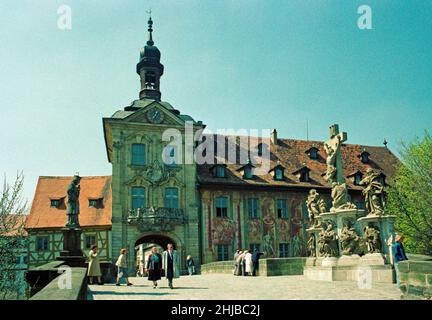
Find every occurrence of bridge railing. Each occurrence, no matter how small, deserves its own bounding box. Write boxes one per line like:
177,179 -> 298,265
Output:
26,261 -> 88,300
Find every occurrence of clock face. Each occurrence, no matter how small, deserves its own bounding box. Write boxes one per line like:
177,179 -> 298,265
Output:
147,108 -> 164,124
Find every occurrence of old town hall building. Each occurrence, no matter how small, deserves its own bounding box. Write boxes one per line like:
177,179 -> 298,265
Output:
25,18 -> 399,272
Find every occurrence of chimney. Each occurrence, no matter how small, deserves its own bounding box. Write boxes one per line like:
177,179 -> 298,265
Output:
271,129 -> 278,145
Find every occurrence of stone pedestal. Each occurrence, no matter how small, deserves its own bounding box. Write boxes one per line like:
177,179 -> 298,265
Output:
56,228 -> 85,267
357,214 -> 396,262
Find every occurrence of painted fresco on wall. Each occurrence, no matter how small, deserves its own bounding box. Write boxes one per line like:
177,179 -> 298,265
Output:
278,219 -> 290,243
247,219 -> 261,242
262,198 -> 277,257
290,198 -> 307,256
212,218 -> 235,245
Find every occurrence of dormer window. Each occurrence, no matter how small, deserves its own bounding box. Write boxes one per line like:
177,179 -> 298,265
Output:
89,198 -> 102,208
300,171 -> 310,182
237,161 -> 255,180
275,168 -> 284,180
270,164 -> 285,181
360,150 -> 370,164
216,166 -> 225,178
306,146 -> 319,160
347,170 -> 363,186
244,166 -> 253,179
50,199 -> 61,208
354,172 -> 362,185
379,173 -> 386,186
293,166 -> 311,183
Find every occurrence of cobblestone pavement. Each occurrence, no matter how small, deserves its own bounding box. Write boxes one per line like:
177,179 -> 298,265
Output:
89,274 -> 401,300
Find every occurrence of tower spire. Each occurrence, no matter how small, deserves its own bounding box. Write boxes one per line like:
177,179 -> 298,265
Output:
137,10 -> 164,101
146,9 -> 154,46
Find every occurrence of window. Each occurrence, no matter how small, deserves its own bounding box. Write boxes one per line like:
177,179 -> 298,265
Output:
215,196 -> 228,217
89,199 -> 101,208
277,199 -> 288,219
36,236 -> 49,252
50,199 -> 61,208
354,173 -> 362,185
165,188 -> 179,209
249,243 -> 260,252
300,171 -> 310,182
275,168 -> 284,181
360,151 -> 370,164
247,198 -> 259,218
131,187 -> 146,209
244,166 -> 253,179
279,243 -> 290,257
216,166 -> 225,178
309,148 -> 318,159
85,235 -> 96,249
217,245 -> 229,261
131,144 -> 146,166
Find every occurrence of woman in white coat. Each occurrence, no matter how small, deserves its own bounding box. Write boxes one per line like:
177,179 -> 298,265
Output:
244,250 -> 253,276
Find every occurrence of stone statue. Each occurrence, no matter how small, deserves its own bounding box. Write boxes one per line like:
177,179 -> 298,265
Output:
330,182 -> 356,212
363,225 -> 382,253
340,221 -> 361,255
306,189 -> 325,227
323,138 -> 339,184
66,175 -> 81,229
318,198 -> 327,214
263,232 -> 275,257
360,168 -> 386,216
318,222 -> 339,257
307,234 -> 316,257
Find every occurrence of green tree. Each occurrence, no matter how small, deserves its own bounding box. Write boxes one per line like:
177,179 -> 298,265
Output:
0,172 -> 27,300
386,132 -> 432,255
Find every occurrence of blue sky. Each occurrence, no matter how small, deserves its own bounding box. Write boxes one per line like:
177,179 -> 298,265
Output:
0,0 -> 431,202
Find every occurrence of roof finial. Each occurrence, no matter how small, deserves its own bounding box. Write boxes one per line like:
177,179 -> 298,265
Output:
146,9 -> 154,46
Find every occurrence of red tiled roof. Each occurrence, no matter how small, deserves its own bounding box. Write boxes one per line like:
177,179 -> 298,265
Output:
25,176 -> 112,230
197,135 -> 399,190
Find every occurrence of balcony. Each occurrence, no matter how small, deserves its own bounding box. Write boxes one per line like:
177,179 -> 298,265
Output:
127,207 -> 186,232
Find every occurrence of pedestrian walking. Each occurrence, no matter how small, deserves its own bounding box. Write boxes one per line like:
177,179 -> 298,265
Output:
115,248 -> 133,286
147,247 -> 163,288
162,243 -> 180,289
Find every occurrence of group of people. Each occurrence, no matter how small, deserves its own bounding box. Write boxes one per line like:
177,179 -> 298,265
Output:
233,249 -> 263,276
87,243 -> 186,289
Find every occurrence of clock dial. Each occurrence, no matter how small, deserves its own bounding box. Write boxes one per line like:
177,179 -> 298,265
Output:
147,108 -> 164,124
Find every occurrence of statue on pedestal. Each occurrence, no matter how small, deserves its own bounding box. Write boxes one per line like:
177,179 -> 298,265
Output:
363,225 -> 382,253
307,234 -> 316,257
323,125 -> 357,212
306,189 -> 326,227
318,222 -> 339,257
66,175 -> 81,229
331,182 -> 356,212
340,221 -> 361,255
360,168 -> 386,216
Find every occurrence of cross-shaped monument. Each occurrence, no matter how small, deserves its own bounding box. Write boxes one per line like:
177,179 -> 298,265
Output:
323,124 -> 347,185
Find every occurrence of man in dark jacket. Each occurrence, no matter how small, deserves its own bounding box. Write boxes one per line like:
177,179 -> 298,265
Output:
393,235 -> 408,288
252,248 -> 263,276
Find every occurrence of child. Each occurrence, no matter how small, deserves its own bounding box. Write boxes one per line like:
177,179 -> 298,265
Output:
115,248 -> 133,286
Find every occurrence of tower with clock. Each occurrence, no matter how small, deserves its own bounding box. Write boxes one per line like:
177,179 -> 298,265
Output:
102,15 -> 205,271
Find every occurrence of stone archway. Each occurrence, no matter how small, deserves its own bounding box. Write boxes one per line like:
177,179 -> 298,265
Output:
135,233 -> 178,250
134,233 -> 184,275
